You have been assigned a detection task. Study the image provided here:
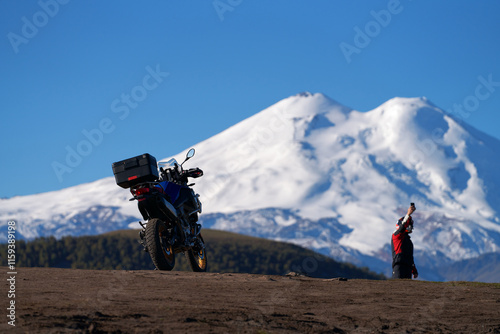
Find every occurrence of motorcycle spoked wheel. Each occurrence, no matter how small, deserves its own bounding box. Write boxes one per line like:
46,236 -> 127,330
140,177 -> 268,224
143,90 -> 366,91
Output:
185,233 -> 208,272
145,218 -> 175,271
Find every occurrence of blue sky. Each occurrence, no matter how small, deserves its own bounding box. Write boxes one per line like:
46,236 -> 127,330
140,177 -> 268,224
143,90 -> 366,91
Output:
1,0 -> 499,198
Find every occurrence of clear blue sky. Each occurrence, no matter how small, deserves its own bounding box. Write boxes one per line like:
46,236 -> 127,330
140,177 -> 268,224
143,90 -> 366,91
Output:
1,0 -> 499,198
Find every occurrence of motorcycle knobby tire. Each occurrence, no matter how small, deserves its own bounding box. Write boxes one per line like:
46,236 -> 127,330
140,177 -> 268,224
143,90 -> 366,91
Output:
145,218 -> 175,271
185,233 -> 208,272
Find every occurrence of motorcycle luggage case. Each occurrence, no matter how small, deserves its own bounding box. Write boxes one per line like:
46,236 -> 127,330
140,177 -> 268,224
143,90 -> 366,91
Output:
112,153 -> 159,188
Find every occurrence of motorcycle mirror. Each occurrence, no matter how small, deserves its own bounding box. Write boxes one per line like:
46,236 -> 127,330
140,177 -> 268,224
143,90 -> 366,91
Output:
182,148 -> 195,166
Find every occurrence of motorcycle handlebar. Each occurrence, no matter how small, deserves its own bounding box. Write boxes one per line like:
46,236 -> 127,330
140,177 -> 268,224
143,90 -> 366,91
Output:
185,168 -> 203,178
160,166 -> 203,184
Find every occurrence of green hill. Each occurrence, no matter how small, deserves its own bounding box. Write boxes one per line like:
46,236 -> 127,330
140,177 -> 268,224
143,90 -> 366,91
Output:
1,229 -> 385,279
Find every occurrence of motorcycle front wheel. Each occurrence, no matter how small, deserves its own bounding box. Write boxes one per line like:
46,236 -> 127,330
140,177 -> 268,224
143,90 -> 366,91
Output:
186,233 -> 207,272
145,218 -> 175,271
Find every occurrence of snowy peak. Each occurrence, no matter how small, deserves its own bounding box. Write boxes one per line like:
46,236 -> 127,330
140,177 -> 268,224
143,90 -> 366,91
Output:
338,97 -> 498,221
274,92 -> 351,116
363,97 -> 445,144
250,92 -> 351,134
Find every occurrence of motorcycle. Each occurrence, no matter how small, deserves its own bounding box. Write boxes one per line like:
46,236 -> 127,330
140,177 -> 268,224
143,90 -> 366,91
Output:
112,148 -> 207,271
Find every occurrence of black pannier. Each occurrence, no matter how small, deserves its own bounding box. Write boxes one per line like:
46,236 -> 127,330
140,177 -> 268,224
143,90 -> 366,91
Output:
112,153 -> 159,188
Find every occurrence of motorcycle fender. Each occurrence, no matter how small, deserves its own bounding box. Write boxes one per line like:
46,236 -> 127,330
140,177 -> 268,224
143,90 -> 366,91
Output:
138,200 -> 154,221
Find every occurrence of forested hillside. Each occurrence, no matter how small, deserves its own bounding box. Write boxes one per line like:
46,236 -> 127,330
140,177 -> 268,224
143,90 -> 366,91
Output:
1,229 -> 385,279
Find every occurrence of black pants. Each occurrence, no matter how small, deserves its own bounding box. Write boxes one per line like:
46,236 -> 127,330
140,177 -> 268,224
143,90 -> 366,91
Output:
392,263 -> 412,279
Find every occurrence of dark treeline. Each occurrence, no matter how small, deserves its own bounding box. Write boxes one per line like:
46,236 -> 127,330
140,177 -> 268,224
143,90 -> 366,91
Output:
1,229 -> 385,279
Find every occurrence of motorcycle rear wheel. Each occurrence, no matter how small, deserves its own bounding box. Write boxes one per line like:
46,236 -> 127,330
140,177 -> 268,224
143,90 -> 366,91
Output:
186,233 -> 207,272
145,218 -> 175,271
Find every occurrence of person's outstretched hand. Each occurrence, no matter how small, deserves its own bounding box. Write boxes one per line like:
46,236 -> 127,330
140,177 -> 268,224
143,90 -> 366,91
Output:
407,204 -> 416,216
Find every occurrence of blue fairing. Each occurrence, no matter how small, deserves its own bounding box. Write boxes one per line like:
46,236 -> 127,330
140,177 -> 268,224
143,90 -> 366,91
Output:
157,181 -> 182,203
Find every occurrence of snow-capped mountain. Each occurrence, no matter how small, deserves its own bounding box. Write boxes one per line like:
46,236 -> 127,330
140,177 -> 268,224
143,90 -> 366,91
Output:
2,92 -> 500,280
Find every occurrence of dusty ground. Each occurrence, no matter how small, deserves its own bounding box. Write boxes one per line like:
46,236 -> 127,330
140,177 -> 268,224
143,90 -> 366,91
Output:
2,267 -> 499,333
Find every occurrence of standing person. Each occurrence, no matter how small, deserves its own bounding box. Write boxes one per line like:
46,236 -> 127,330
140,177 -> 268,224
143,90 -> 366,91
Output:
391,203 -> 418,279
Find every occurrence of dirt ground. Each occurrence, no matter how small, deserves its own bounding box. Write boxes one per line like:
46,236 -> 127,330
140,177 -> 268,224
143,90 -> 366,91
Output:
2,267 -> 499,333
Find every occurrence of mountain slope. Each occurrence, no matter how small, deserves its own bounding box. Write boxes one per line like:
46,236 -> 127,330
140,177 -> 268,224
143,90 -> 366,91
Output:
1,92 -> 499,281
438,252 -> 500,283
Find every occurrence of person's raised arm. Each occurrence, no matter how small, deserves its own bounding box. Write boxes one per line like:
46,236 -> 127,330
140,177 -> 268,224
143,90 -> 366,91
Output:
402,203 -> 416,223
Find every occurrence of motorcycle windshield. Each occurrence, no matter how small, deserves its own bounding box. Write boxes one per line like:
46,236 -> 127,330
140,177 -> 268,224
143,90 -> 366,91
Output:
158,158 -> 178,171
